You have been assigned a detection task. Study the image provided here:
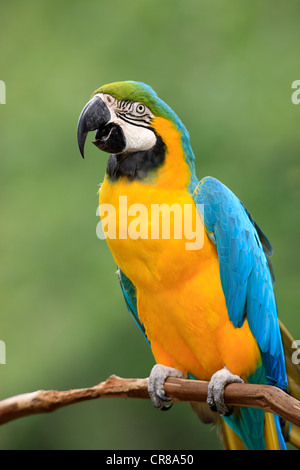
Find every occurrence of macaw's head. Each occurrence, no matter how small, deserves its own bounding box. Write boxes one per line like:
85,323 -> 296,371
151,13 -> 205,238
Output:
77,81 -> 196,187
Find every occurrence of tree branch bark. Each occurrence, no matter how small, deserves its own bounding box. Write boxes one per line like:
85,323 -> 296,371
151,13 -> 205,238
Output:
1,375 -> 300,427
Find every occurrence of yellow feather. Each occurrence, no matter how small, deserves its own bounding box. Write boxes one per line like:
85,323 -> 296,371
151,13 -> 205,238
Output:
98,118 -> 260,381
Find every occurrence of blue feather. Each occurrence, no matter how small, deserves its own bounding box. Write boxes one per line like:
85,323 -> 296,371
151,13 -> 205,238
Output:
118,269 -> 150,346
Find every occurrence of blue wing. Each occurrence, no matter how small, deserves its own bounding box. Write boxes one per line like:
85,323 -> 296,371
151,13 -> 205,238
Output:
193,176 -> 287,390
117,268 -> 150,345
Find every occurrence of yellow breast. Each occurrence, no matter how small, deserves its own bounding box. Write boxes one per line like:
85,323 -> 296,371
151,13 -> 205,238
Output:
98,117 -> 260,380
99,178 -> 208,290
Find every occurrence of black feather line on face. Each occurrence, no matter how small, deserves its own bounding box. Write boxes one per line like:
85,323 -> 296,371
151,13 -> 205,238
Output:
106,134 -> 166,181
116,113 -> 151,128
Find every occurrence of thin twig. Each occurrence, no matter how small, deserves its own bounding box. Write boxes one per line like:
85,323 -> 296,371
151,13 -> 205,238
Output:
0,375 -> 300,427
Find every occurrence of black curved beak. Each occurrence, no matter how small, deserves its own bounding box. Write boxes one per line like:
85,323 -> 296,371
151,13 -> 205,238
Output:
77,96 -> 111,159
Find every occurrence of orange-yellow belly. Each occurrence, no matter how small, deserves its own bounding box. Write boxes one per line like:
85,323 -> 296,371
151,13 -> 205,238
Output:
99,176 -> 260,380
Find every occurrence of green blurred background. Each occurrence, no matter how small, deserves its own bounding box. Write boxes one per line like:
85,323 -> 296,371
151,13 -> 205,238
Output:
1,0 -> 300,450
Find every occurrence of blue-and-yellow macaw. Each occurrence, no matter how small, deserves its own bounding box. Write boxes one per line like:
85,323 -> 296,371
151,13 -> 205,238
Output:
77,81 -> 300,450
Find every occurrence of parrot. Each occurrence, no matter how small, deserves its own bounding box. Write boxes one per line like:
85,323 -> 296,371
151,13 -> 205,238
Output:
77,80 -> 300,450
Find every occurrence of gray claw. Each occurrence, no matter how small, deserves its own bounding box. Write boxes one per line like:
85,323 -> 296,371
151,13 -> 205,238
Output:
157,391 -> 172,402
207,366 -> 244,416
148,364 -> 187,411
161,403 -> 173,411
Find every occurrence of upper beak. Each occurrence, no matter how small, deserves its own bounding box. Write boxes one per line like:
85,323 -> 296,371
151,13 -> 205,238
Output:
77,96 -> 111,159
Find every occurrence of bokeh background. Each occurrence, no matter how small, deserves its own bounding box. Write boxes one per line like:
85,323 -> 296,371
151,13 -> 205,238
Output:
1,0 -> 300,450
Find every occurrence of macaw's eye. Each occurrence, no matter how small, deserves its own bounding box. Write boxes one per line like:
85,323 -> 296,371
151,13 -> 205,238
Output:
136,103 -> 146,114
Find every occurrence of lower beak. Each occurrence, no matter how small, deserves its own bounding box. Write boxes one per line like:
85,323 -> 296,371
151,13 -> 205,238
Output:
77,96 -> 111,159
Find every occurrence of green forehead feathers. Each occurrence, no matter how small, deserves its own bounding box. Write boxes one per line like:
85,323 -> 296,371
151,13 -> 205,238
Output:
93,81 -> 176,122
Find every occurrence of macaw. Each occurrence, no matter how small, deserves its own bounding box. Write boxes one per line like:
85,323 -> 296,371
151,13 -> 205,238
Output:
77,81 -> 300,450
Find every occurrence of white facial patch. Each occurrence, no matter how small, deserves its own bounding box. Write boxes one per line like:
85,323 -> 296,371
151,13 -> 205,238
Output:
94,93 -> 156,154
117,120 -> 156,153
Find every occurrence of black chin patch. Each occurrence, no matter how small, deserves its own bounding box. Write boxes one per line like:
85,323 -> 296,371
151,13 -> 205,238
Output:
106,134 -> 166,181
93,124 -> 126,154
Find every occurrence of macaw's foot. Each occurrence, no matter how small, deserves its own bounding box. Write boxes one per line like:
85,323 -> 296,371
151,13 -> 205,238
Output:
207,367 -> 244,416
148,364 -> 187,411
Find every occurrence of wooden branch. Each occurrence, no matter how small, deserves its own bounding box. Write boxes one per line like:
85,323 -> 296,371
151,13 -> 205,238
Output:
1,375 -> 300,427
